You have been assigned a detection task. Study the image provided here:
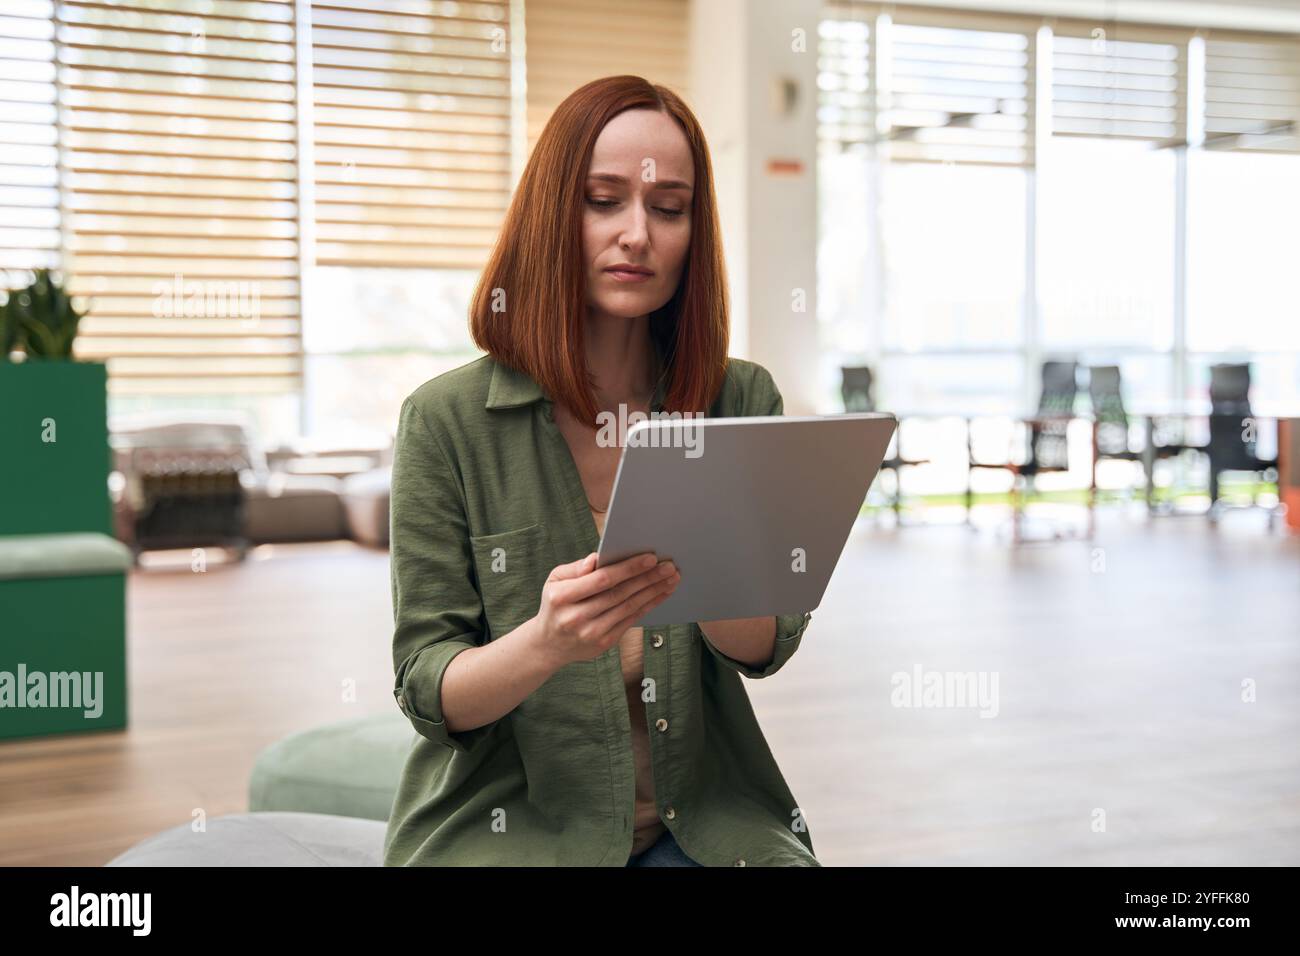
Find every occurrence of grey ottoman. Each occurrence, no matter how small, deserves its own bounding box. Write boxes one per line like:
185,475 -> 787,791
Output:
105,812 -> 386,866
249,713 -> 415,822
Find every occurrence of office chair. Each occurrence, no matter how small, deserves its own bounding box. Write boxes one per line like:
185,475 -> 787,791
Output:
1087,365 -> 1198,510
966,360 -> 1080,542
840,366 -> 927,521
1206,363 -> 1279,524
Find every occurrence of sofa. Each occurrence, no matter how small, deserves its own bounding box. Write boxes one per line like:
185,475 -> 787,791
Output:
110,412 -> 393,557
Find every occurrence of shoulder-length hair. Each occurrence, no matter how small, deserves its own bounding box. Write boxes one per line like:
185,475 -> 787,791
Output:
469,75 -> 729,425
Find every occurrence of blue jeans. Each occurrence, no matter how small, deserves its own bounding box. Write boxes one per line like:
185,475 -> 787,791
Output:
626,829 -> 703,867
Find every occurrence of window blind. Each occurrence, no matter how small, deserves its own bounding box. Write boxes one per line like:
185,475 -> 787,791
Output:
1203,32 -> 1300,153
310,0 -> 513,269
0,0 -> 60,277
818,2 -> 873,155
523,0 -> 689,156
819,3 -> 1037,166
56,0 -> 302,395
1051,20 -> 1190,143
885,8 -> 1037,167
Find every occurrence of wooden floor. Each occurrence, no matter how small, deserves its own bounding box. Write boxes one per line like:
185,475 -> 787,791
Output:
2,506 -> 1297,866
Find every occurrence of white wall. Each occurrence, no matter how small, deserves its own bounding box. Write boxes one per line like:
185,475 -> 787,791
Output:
689,0 -> 822,415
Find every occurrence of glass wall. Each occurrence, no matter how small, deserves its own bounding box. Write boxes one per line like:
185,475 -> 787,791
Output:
816,18 -> 1300,428
1187,149 -> 1300,409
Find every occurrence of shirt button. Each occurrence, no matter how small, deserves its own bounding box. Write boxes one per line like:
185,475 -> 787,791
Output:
652,633 -> 664,648
395,693 -> 407,713
664,806 -> 676,820
655,718 -> 668,732
734,858 -> 746,867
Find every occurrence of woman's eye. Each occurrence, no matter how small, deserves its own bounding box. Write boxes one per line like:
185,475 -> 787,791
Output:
654,207 -> 685,218
586,197 -> 618,208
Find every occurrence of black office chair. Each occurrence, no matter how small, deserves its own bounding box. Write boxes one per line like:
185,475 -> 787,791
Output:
1087,365 -> 1198,509
840,366 -> 927,520
967,360 -> 1079,541
1206,363 -> 1278,522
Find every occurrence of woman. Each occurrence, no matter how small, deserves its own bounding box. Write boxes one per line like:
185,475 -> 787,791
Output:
384,75 -> 817,867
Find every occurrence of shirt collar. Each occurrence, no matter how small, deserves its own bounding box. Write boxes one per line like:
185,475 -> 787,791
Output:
485,335 -> 670,413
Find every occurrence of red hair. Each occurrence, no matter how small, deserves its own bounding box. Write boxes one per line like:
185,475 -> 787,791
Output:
469,75 -> 730,424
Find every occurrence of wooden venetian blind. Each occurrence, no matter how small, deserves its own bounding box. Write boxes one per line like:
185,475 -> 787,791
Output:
523,0 -> 688,155
1051,20 -> 1190,143
1203,32 -> 1300,153
57,0 -> 302,395
310,0 -> 513,269
0,0 -> 60,277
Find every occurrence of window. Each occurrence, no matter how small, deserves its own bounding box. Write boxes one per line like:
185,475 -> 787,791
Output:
56,0 -> 302,395
884,18 -> 1034,167
880,162 -> 1025,353
1037,136 -> 1175,351
309,0 -> 512,270
816,2 -> 1300,501
523,0 -> 689,154
816,5 -> 1036,414
1,0 -> 521,443
1187,149 -> 1300,353
0,1 -> 59,277
1050,24 -> 1188,143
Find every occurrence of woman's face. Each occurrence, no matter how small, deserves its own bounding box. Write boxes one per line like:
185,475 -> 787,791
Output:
582,108 -> 694,322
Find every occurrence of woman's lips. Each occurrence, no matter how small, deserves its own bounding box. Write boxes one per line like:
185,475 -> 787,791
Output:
605,268 -> 654,282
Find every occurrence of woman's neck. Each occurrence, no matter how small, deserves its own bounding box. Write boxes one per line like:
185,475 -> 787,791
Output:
584,310 -> 658,411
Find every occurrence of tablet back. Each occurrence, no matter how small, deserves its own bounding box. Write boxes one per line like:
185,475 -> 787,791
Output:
596,413 -> 897,626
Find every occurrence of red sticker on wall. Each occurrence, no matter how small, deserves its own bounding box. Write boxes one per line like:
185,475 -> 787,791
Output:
766,158 -> 804,176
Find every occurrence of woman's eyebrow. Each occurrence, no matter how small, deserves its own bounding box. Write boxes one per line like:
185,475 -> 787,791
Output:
587,172 -> 693,191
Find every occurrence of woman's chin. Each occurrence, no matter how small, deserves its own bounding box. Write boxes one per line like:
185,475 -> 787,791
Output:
590,293 -> 670,320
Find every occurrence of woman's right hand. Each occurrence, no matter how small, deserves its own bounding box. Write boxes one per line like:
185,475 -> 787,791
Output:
532,552 -> 681,668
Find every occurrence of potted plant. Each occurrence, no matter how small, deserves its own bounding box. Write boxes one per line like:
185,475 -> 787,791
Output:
2,267 -> 86,358
0,268 -> 111,537
0,282 -> 22,360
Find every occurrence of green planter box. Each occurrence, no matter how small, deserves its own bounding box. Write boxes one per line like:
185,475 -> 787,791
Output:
0,361 -> 126,740
0,570 -> 128,741
0,360 -> 111,536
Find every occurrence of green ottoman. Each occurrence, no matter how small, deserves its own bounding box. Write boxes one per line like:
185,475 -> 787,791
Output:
0,532 -> 131,741
248,713 -> 415,822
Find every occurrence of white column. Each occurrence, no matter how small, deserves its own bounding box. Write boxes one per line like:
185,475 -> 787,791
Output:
689,0 -> 822,415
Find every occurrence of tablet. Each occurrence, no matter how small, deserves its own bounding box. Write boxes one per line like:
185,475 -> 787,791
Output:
595,413 -> 897,626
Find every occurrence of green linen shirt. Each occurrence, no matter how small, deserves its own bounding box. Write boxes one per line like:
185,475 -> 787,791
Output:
383,348 -> 818,867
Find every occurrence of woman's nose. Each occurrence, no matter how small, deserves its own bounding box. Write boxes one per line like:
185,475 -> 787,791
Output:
617,204 -> 649,249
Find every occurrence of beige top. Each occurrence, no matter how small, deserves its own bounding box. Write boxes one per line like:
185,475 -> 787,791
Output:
592,506 -> 667,858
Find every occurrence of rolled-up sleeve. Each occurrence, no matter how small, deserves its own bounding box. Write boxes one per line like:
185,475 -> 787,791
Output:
700,362 -> 814,680
390,396 -> 496,755
700,611 -> 812,679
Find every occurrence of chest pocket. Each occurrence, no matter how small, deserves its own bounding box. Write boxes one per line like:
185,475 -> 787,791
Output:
469,522 -> 557,641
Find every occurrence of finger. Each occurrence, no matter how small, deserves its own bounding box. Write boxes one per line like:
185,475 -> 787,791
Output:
548,552 -> 596,583
553,551 -> 658,604
589,571 -> 679,636
603,581 -> 677,637
575,560 -> 676,620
